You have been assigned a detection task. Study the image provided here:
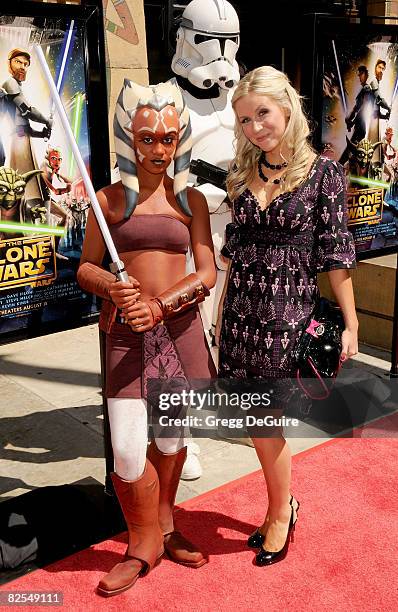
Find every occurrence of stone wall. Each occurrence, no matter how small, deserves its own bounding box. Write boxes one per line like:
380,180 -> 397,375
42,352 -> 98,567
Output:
102,0 -> 148,167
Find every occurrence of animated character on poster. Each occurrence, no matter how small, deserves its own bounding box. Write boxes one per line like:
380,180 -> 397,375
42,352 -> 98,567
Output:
381,126 -> 396,182
340,65 -> 373,164
368,58 -> 391,163
64,196 -> 89,250
0,166 -> 42,239
41,146 -> 71,202
40,145 -> 71,226
0,17 -> 96,338
2,49 -> 52,223
322,39 -> 398,253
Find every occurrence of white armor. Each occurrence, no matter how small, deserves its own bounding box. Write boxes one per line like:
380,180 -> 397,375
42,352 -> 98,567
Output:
173,0 -> 240,340
185,87 -> 235,336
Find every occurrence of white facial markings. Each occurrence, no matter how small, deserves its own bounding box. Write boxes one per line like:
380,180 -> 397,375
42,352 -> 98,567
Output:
137,125 -> 157,133
136,146 -> 145,162
159,108 -> 179,133
153,112 -> 161,131
159,110 -> 169,132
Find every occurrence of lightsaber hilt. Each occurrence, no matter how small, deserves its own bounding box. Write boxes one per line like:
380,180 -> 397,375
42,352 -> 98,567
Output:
109,260 -> 129,283
34,45 -> 124,278
109,260 -> 131,325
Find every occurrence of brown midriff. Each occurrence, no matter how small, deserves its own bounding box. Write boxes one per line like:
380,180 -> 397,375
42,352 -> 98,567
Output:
121,248 -> 188,298
101,214 -> 191,331
111,214 -> 190,297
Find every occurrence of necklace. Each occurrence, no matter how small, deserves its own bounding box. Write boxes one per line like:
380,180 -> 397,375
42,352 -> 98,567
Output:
260,151 -> 288,171
258,158 -> 282,184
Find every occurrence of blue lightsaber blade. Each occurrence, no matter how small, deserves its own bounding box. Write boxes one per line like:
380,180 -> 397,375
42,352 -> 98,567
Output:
331,40 -> 347,116
50,19 -> 75,117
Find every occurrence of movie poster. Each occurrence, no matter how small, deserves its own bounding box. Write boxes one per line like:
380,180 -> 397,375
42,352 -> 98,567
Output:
0,16 -> 99,339
321,34 -> 398,257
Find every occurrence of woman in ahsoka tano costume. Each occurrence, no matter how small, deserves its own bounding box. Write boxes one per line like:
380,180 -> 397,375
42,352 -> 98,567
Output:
78,79 -> 216,597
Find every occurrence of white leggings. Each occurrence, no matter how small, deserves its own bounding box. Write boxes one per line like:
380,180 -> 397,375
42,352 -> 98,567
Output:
107,398 -> 185,481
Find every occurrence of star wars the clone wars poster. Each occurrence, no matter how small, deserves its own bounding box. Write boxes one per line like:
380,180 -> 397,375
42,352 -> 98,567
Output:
0,17 -> 98,338
321,34 -> 398,257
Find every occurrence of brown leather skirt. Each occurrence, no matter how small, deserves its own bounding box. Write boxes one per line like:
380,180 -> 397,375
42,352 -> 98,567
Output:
105,306 -> 216,398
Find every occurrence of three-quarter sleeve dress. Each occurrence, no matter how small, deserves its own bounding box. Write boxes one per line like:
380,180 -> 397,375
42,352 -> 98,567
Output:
218,156 -> 356,379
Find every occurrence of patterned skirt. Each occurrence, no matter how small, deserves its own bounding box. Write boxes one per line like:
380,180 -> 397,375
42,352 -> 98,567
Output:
105,306 -> 216,398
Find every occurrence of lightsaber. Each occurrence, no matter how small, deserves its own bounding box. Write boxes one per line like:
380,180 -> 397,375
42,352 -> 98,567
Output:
391,73 -> 398,108
68,93 -> 84,176
348,175 -> 389,189
34,45 -> 128,281
55,20 -> 75,96
0,222 -> 65,236
46,20 -> 75,139
331,40 -> 347,116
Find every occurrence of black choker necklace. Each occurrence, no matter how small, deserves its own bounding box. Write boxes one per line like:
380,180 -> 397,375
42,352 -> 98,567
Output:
260,151 -> 288,171
258,158 -> 282,184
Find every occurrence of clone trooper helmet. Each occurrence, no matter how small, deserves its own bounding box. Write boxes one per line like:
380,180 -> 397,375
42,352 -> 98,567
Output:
172,0 -> 240,90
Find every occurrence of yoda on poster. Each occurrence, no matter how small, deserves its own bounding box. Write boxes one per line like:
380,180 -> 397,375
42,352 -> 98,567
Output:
321,34 -> 398,256
0,15 -> 97,336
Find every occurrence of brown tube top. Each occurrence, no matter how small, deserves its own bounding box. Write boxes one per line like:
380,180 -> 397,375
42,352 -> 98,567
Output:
109,214 -> 190,254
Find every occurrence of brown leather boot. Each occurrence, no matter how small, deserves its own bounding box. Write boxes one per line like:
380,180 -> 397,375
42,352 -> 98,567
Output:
147,441 -> 208,568
97,462 -> 164,597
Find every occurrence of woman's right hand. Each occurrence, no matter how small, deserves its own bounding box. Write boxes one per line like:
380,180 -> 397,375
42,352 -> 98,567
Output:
109,276 -> 140,311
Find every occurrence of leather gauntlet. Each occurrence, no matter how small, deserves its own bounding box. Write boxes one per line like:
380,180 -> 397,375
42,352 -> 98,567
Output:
149,273 -> 209,322
77,262 -> 115,301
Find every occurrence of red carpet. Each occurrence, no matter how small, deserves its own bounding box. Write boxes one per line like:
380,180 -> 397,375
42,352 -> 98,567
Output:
2,414 -> 398,612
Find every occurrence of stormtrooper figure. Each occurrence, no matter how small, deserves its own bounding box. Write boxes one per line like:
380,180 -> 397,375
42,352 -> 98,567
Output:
172,0 -> 240,343
172,1 -> 250,479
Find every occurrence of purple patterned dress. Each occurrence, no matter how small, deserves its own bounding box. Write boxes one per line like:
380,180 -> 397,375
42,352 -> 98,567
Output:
218,156 -> 356,379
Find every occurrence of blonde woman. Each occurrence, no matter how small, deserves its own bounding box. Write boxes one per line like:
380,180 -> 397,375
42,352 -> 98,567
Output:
217,66 -> 358,565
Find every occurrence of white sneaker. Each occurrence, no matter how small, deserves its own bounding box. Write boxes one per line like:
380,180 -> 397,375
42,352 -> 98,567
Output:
181,442 -> 202,480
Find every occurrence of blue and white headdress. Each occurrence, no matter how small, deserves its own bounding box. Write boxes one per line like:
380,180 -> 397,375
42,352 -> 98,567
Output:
113,78 -> 193,218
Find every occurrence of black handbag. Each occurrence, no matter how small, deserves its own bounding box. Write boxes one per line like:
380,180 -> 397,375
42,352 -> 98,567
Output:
293,297 -> 345,400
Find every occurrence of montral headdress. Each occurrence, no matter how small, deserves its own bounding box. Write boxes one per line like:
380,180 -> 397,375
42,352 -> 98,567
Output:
114,78 -> 192,218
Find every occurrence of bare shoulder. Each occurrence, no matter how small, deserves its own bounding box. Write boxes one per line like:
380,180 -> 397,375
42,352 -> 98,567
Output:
187,186 -> 209,216
97,181 -> 125,223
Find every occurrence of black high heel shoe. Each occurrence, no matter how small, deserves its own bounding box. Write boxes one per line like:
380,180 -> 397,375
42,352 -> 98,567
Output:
247,495 -> 297,549
254,501 -> 300,566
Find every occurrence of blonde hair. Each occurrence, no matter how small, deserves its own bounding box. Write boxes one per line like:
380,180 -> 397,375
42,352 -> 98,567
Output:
226,65 -> 315,202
